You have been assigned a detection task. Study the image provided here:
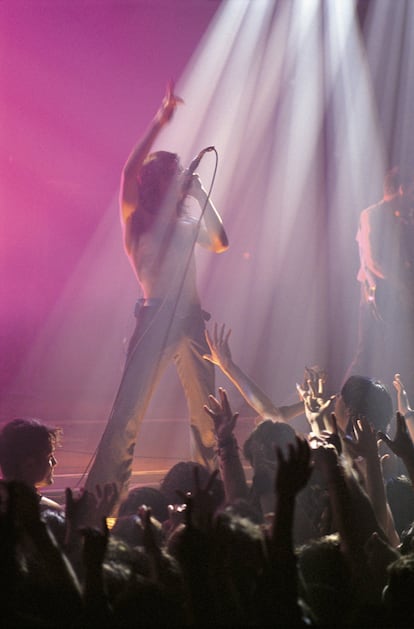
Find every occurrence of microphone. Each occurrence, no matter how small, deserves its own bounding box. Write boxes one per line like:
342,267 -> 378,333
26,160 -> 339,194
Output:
185,146 -> 215,178
179,146 -> 215,202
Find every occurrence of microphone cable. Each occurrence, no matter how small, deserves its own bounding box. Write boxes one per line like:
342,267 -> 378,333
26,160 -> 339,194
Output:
77,148 -> 219,487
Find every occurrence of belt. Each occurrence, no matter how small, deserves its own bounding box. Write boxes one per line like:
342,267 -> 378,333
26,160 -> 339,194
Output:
136,298 -> 163,308
134,298 -> 210,321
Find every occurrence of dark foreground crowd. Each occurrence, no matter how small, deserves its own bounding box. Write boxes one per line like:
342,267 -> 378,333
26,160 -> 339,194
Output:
2,371 -> 414,628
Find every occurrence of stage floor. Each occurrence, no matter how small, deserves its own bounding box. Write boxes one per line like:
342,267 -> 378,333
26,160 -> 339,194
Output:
41,414 -> 256,505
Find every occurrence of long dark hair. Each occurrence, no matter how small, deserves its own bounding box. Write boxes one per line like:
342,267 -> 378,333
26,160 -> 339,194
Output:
138,151 -> 180,214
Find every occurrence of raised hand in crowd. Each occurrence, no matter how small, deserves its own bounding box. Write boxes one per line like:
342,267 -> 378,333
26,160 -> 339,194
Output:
272,436 -> 313,549
303,365 -> 327,399
137,503 -> 184,602
297,368 -> 336,436
393,373 -> 414,442
81,518 -> 109,572
345,416 -> 379,460
176,466 -> 220,533
204,322 -> 233,373
80,520 -> 112,626
275,437 -> 313,498
66,483 -> 118,529
345,417 -> 399,547
312,442 -> 385,557
312,437 -> 401,610
138,504 -> 160,555
393,373 -> 413,416
258,437 -> 312,628
204,386 -> 239,445
307,411 -> 342,454
204,387 -> 248,502
379,412 -> 414,486
204,323 -> 305,422
65,482 -> 118,568
272,436 -> 313,556
166,466 -> 222,627
65,487 -> 95,559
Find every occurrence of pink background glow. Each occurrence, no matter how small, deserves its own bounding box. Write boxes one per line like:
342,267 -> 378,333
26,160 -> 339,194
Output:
0,1 -> 222,424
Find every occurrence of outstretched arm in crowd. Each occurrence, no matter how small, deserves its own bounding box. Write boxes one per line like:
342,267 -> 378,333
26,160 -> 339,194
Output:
379,412 -> 414,487
204,387 -> 248,503
257,437 -> 313,627
313,439 -> 403,606
271,436 -> 313,554
64,483 -> 118,573
169,468 -> 224,627
345,417 -> 399,547
313,443 -> 385,565
204,323 -> 304,422
81,521 -> 112,627
393,373 -> 414,441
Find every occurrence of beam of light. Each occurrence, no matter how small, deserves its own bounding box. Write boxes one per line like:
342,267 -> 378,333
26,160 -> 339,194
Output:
362,0 -> 414,167
156,0 -> 386,412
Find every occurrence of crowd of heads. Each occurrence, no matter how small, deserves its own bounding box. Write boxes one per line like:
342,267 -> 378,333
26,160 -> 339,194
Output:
1,370 -> 414,627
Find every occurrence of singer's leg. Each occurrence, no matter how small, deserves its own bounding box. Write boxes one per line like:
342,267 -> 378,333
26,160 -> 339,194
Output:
85,305 -> 176,502
175,309 -> 216,471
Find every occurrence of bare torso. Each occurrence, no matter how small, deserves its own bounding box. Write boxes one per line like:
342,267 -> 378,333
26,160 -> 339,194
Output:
125,213 -> 201,309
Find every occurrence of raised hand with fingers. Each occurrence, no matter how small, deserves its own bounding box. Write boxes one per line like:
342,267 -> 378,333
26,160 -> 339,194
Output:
204,387 -> 248,503
81,519 -> 112,625
176,466 -> 219,533
81,519 -> 109,570
393,373 -> 413,418
296,370 -> 335,437
204,387 -> 239,445
203,323 -> 233,373
275,436 -> 313,498
119,80 -> 184,225
308,412 -> 342,455
204,324 -> 305,423
346,417 -> 399,546
65,487 -> 95,528
378,412 -> 414,462
312,442 -> 341,481
268,435 -> 313,626
137,505 -> 160,555
64,487 -> 97,559
156,80 -> 184,126
344,416 -> 379,461
303,366 -> 327,398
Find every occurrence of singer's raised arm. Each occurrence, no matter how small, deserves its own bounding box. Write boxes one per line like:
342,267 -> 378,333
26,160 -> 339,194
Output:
119,82 -> 183,225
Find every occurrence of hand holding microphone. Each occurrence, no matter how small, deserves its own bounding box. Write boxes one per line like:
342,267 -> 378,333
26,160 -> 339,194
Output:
181,146 -> 215,198
186,146 -> 215,177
